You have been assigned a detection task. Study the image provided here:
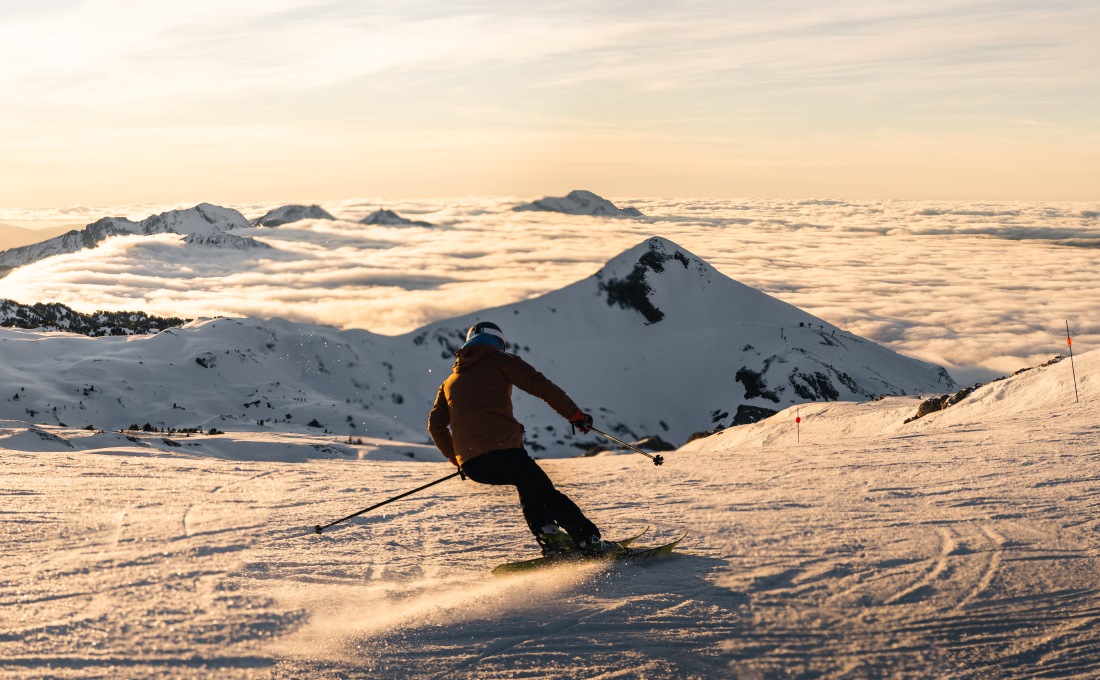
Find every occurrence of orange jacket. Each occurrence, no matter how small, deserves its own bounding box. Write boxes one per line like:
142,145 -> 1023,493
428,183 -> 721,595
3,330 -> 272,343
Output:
428,344 -> 580,465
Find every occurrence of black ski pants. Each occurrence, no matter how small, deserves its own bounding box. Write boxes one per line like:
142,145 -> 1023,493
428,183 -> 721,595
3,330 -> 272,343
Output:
461,448 -> 600,542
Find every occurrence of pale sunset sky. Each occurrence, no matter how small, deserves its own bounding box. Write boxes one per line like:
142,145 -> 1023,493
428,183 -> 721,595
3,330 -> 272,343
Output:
1,0 -> 1097,208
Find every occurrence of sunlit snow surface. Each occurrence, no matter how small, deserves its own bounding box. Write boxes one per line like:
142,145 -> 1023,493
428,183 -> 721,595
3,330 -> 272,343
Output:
1,350 -> 1097,677
1,196 -> 1097,381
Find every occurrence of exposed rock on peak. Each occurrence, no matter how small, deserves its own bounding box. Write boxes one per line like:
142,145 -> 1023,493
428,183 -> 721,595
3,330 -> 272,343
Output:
513,190 -> 644,218
594,237 -> 695,324
184,232 -> 271,249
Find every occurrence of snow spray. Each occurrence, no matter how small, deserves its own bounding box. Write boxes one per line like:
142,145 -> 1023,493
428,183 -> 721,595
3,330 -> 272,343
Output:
1066,320 -> 1079,403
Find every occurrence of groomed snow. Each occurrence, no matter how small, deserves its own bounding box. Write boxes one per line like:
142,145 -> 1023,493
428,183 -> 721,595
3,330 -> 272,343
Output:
1,349 -> 1096,677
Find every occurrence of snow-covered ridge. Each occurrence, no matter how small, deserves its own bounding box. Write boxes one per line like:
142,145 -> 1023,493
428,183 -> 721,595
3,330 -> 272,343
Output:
129,202 -> 251,236
0,203 -> 254,273
513,190 -> 644,217
0,236 -> 954,452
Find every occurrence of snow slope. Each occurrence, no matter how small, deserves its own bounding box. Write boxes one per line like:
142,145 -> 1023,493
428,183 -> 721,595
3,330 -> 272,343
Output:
0,348 -> 1095,678
0,238 -> 952,450
0,317 -> 425,445
678,354 -> 1087,451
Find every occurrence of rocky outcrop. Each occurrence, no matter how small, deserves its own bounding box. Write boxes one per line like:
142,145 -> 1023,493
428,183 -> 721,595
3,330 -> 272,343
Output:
184,233 -> 271,249
903,355 -> 1067,423
0,299 -> 187,336
595,238 -> 690,324
732,405 -> 778,426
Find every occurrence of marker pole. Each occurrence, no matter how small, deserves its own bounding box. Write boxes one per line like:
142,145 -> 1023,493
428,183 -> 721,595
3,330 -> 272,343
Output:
795,409 -> 801,443
1066,320 -> 1079,403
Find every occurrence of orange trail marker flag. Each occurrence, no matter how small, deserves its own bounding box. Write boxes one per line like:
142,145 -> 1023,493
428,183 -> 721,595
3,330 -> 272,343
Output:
1066,321 -> 1079,403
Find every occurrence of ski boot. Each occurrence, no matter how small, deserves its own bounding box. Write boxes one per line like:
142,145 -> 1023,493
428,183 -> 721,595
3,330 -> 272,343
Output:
536,525 -> 574,557
577,534 -> 627,558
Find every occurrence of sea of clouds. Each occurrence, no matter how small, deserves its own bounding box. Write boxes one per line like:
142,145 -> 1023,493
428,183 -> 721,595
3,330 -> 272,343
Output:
1,196 -> 1097,384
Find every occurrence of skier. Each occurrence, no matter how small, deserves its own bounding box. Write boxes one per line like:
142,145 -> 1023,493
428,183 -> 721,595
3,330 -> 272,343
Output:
428,321 -> 607,556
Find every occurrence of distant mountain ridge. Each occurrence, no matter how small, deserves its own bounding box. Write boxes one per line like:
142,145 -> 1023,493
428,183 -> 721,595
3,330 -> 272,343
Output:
513,190 -> 644,217
0,237 -> 954,453
0,203 -> 263,275
0,193 -> 635,277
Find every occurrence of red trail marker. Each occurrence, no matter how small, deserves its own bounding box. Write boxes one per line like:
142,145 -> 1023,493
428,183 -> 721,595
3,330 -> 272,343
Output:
1066,320 -> 1079,403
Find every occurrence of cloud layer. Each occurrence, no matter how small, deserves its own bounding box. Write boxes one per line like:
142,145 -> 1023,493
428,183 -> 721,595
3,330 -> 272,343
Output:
1,196 -> 1098,384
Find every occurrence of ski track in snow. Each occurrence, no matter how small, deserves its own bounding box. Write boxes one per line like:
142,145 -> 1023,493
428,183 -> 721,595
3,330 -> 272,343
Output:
1,359 -> 1099,677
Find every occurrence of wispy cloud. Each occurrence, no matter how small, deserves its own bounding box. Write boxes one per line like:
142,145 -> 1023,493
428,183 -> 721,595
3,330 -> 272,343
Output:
1,1 -> 1098,204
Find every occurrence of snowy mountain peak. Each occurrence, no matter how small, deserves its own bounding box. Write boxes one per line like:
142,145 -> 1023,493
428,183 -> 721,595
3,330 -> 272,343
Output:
513,190 -> 644,218
252,205 -> 335,227
360,209 -> 433,227
591,236 -> 821,331
592,237 -> 710,324
0,203 -> 254,275
399,236 -> 953,446
63,204 -> 249,239
132,203 -> 251,237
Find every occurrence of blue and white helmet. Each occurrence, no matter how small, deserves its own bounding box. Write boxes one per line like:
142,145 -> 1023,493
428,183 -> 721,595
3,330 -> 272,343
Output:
464,321 -> 506,350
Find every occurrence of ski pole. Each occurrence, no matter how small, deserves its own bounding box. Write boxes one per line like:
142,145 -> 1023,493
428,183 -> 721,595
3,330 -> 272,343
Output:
1066,320 -> 1079,403
314,470 -> 461,534
590,427 -> 664,466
